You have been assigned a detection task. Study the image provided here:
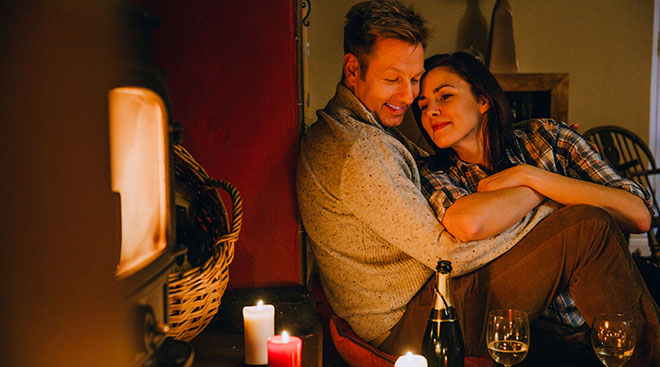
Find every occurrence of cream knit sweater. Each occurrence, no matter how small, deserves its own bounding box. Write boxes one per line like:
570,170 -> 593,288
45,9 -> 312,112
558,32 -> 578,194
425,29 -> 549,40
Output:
296,84 -> 556,341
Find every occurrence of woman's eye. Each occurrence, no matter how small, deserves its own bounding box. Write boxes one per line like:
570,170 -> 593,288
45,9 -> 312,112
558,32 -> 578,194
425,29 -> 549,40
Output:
385,78 -> 398,83
418,104 -> 427,111
440,94 -> 452,101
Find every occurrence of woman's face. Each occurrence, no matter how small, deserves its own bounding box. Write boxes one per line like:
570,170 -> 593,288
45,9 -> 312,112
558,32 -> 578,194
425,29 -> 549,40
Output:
417,66 -> 489,155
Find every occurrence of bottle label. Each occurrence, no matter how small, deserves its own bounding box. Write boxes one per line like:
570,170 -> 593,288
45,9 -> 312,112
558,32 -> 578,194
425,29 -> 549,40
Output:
429,307 -> 457,321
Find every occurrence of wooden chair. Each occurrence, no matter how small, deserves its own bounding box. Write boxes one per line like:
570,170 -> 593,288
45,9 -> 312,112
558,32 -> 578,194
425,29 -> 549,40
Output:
582,125 -> 660,264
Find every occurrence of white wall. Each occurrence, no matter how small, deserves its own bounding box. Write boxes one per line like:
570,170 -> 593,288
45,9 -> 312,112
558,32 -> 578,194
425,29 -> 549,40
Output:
305,0 -> 655,143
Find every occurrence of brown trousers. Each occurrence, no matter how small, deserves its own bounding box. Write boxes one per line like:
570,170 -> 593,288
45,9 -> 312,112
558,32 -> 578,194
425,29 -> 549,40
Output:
379,205 -> 660,367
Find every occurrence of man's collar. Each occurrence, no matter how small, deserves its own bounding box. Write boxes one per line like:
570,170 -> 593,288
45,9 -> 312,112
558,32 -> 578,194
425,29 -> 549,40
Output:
333,83 -> 384,131
329,82 -> 429,159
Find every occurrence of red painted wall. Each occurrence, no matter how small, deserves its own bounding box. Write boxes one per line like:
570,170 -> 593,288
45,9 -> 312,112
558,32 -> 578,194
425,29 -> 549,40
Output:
146,1 -> 301,288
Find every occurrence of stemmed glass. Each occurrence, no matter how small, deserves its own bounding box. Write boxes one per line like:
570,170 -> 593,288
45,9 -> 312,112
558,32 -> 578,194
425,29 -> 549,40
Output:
591,313 -> 636,367
486,309 -> 530,367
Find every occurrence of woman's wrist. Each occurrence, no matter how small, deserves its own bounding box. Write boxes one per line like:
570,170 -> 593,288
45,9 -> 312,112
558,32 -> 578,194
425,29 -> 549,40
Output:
522,165 -> 547,194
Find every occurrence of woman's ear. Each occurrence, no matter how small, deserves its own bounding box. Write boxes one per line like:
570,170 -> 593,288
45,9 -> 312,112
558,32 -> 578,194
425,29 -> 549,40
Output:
478,95 -> 490,115
343,53 -> 360,92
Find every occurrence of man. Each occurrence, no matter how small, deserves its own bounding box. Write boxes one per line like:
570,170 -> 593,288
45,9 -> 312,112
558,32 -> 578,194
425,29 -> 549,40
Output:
297,0 -> 444,349
296,1 -> 660,365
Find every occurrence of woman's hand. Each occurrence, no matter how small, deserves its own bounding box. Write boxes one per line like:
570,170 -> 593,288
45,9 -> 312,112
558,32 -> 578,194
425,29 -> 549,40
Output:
477,165 -> 542,192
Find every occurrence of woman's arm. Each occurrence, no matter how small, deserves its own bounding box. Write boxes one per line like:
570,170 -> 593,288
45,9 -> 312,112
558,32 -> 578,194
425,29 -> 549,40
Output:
420,160 -> 547,242
442,185 -> 545,242
477,164 -> 651,233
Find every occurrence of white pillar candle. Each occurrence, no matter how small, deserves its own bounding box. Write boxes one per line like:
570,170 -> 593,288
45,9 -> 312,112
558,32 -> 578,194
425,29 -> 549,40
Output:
394,352 -> 428,367
243,300 -> 275,365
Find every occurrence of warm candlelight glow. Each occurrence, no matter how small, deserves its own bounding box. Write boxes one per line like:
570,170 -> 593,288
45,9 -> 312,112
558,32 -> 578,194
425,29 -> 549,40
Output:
267,332 -> 301,367
394,351 -> 427,367
257,300 -> 264,309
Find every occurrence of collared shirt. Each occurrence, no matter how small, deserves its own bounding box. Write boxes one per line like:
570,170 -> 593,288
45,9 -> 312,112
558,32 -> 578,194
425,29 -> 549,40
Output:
419,118 -> 653,328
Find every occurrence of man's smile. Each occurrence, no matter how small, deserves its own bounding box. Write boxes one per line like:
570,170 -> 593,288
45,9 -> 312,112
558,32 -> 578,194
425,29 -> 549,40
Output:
385,103 -> 406,113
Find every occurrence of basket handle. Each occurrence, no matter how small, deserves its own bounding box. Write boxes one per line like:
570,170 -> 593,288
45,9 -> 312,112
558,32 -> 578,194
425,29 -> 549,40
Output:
203,178 -> 243,245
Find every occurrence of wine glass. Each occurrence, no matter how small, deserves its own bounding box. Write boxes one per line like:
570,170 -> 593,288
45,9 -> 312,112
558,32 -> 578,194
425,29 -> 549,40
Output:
486,309 -> 530,367
591,313 -> 636,367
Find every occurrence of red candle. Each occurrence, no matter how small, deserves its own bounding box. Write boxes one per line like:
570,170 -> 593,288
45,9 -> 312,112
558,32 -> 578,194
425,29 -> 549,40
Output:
267,331 -> 302,367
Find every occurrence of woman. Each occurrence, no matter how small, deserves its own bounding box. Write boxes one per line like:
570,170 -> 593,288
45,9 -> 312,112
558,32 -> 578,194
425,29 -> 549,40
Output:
404,52 -> 659,366
412,52 -> 651,242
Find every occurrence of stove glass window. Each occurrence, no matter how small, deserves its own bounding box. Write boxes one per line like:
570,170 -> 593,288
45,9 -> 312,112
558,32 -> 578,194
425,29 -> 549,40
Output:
109,87 -> 170,278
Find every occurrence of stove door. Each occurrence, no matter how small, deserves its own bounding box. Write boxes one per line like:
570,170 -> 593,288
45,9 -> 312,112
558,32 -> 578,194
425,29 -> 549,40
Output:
109,86 -> 170,279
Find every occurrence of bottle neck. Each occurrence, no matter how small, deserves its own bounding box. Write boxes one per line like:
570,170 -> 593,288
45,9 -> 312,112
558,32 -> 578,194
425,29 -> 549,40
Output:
430,272 -> 456,321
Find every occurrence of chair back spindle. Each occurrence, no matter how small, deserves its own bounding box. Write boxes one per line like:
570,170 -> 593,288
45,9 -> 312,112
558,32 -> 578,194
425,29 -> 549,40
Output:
583,126 -> 660,264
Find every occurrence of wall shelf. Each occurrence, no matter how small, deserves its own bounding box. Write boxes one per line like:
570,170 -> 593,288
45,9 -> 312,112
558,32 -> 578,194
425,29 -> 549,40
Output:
495,73 -> 569,123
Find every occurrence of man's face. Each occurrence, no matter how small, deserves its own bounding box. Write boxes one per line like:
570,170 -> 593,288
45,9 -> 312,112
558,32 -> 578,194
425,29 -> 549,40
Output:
345,38 -> 425,128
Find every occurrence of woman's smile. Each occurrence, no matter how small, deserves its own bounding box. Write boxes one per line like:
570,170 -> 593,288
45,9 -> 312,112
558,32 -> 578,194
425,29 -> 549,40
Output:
432,121 -> 451,131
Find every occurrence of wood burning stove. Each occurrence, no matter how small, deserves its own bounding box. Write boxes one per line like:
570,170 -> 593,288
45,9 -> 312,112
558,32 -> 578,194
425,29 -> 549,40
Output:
109,84 -> 185,366
109,5 -> 193,367
1,2 -> 195,366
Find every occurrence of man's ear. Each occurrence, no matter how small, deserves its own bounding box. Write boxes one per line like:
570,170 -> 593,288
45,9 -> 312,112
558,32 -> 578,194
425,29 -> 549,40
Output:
478,95 -> 490,115
343,53 -> 360,91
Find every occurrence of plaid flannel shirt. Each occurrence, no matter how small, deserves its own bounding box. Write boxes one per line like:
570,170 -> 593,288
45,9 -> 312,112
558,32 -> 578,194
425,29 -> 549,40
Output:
419,118 -> 653,328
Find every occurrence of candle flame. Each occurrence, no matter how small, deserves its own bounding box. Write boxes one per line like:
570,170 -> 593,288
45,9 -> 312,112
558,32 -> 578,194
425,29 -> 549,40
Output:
405,351 -> 413,358
282,330 -> 289,343
257,300 -> 263,309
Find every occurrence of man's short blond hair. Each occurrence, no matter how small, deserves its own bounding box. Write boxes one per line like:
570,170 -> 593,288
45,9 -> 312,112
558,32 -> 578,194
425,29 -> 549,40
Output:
344,0 -> 430,74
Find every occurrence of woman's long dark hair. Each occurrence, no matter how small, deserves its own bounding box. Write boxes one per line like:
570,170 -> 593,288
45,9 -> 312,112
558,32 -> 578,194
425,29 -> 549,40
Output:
412,52 -> 514,172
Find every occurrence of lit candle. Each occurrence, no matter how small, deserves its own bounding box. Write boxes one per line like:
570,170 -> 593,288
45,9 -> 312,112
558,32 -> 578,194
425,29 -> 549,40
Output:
267,331 -> 302,367
243,300 -> 275,365
394,352 -> 428,367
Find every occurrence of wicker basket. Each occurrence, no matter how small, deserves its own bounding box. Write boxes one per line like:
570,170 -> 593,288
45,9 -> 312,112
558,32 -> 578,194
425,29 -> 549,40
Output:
167,144 -> 243,342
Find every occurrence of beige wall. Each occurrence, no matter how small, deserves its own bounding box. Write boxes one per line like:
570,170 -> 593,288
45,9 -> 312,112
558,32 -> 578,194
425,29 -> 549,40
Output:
305,0 -> 655,142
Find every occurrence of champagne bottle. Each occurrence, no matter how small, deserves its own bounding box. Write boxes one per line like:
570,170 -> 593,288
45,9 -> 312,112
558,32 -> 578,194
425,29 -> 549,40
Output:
421,260 -> 465,367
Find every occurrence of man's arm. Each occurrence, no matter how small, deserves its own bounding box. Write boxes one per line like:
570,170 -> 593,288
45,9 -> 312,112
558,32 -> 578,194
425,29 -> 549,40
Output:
339,137 -> 452,269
